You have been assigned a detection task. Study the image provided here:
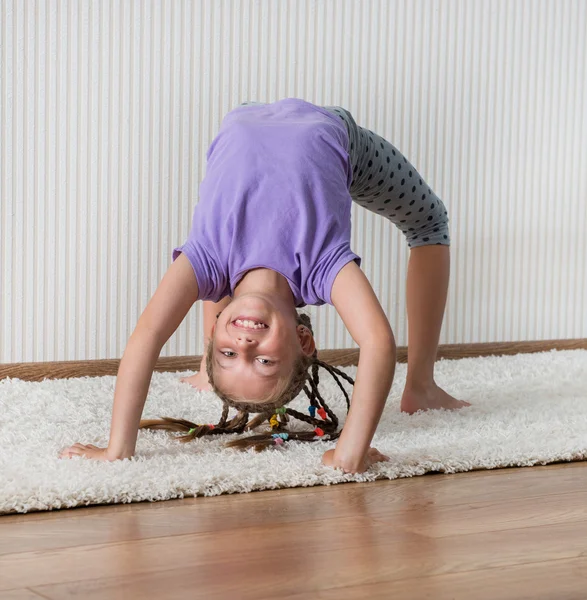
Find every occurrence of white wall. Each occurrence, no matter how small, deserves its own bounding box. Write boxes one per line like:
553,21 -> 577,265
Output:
1,0 -> 586,363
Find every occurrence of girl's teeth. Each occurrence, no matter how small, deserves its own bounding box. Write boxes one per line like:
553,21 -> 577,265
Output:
235,319 -> 266,329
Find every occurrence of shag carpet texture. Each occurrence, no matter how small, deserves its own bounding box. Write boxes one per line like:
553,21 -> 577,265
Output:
1,349 -> 587,514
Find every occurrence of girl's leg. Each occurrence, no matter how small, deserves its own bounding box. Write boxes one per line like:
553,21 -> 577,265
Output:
181,297 -> 231,390
323,105 -> 469,412
401,244 -> 470,413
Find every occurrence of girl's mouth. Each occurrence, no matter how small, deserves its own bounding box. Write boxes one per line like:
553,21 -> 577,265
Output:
231,317 -> 269,330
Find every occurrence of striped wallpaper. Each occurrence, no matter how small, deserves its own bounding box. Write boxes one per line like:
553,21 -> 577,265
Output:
1,0 -> 586,363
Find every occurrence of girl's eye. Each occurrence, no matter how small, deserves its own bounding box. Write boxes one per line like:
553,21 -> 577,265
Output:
221,351 -> 272,365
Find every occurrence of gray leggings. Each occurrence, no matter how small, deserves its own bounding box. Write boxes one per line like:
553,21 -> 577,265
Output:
240,102 -> 450,248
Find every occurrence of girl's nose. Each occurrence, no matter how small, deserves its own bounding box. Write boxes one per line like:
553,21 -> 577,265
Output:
235,335 -> 257,346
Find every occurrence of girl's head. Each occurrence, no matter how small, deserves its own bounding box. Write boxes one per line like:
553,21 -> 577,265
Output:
139,309 -> 355,451
207,291 -> 316,406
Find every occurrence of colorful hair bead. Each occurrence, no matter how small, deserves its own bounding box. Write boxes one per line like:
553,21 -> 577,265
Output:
275,407 -> 287,415
314,427 -> 325,437
269,415 -> 279,429
273,437 -> 284,446
272,432 -> 289,440
187,424 -> 214,435
308,405 -> 316,417
317,407 -> 327,419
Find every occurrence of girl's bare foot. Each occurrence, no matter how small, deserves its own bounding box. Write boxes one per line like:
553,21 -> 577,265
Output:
180,368 -> 212,391
400,382 -> 471,415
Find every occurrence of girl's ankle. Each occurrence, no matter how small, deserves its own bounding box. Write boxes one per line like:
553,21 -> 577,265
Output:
404,377 -> 436,393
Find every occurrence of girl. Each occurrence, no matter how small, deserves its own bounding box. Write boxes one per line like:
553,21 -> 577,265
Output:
60,98 -> 468,473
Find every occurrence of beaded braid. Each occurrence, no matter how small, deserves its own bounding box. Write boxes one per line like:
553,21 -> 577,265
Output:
138,312 -> 355,452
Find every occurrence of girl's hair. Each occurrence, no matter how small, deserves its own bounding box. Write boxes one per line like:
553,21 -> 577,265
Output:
139,312 -> 355,451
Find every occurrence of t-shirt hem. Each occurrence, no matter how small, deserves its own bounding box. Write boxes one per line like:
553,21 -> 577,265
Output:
173,243 -> 224,302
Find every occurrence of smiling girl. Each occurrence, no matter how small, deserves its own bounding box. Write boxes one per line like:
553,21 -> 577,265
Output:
60,98 -> 468,473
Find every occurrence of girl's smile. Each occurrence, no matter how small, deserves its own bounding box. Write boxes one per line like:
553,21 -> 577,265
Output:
231,317 -> 269,330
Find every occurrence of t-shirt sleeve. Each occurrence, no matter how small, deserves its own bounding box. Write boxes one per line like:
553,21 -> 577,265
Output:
172,239 -> 230,302
308,243 -> 362,306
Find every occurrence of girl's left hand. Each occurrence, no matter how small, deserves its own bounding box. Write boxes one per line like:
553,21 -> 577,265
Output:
322,447 -> 390,474
59,443 -> 116,461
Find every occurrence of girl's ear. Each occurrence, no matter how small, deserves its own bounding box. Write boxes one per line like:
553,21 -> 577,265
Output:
297,324 -> 316,356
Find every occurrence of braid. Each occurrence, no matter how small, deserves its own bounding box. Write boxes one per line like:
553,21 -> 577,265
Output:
139,407 -> 250,443
140,311 -> 356,451
314,359 -> 353,411
218,404 -> 230,427
306,367 -> 339,430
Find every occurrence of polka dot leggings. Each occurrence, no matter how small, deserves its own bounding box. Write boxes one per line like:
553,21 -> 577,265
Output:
322,105 -> 450,248
239,100 -> 450,248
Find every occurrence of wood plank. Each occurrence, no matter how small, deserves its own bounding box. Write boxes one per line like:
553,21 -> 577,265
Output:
0,515 -> 417,590
0,591 -> 48,600
2,339 -> 585,381
18,520 -> 587,599
278,557 -> 587,600
378,489 -> 587,539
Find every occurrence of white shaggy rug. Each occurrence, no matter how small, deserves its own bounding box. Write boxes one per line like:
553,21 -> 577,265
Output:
1,349 -> 587,514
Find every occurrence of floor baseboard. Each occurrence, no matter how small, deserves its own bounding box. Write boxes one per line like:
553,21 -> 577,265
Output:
1,339 -> 585,382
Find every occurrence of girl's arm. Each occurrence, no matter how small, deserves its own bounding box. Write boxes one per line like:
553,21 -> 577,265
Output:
328,261 -> 397,473
60,253 -> 200,460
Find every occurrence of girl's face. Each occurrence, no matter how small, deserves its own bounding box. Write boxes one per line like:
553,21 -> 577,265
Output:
211,293 -> 315,402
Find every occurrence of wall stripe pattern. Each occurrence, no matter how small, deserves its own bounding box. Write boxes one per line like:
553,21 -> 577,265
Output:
1,0 -> 586,363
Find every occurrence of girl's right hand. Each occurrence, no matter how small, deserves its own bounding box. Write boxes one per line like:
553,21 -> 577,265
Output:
322,447 -> 390,474
59,443 -> 123,461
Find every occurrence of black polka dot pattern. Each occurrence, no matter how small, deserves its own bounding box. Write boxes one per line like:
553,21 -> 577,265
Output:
322,104 -> 451,249
240,101 -> 451,249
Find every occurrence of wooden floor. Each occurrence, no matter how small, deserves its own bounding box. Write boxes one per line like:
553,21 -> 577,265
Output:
2,462 -> 587,600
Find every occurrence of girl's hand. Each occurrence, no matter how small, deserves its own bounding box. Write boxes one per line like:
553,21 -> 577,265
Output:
322,447 -> 389,474
59,444 -> 120,461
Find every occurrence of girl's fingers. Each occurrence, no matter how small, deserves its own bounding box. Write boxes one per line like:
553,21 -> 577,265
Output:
60,443 -> 101,459
72,443 -> 99,451
64,446 -> 91,457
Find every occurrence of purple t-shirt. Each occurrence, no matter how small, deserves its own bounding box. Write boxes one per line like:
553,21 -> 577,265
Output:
173,98 -> 362,307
